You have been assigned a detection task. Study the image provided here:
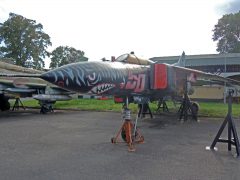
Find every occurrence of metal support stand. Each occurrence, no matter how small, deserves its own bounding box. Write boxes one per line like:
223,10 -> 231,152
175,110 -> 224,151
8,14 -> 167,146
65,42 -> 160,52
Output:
138,103 -> 153,118
12,98 -> 25,111
111,97 -> 144,152
156,98 -> 169,113
207,90 -> 240,157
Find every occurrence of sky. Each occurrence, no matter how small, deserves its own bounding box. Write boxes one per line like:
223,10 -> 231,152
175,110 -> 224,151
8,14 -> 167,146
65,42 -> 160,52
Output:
0,0 -> 239,68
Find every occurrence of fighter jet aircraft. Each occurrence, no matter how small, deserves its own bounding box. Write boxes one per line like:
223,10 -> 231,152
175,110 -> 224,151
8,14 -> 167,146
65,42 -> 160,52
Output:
0,60 -> 72,113
37,53 -> 237,99
3,52 -> 239,111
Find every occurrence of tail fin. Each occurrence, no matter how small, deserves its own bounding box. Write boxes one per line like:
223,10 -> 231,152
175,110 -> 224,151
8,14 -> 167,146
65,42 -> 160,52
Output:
173,51 -> 185,67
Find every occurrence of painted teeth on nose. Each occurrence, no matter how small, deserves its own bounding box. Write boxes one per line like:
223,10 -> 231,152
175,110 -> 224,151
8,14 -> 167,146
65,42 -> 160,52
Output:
89,83 -> 115,94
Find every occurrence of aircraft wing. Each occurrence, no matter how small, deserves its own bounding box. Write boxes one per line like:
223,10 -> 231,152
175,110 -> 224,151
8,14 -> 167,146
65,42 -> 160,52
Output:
0,60 -> 44,91
0,61 -> 43,74
0,75 -> 72,95
0,60 -> 74,112
0,60 -> 70,91
171,65 -> 240,86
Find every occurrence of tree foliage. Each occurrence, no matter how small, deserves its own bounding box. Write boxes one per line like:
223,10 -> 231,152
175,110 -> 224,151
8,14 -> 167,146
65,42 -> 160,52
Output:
0,13 -> 52,69
213,11 -> 240,53
50,46 -> 88,69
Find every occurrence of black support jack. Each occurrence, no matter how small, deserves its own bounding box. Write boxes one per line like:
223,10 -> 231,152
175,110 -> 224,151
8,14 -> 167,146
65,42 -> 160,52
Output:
138,103 -> 153,119
207,90 -> 240,157
156,97 -> 169,113
12,97 -> 25,111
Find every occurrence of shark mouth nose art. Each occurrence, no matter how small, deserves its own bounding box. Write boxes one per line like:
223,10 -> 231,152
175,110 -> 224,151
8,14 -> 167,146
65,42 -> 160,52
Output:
90,83 -> 115,94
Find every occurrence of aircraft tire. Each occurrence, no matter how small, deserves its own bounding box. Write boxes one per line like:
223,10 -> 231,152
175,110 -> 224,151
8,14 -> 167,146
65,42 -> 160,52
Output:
0,95 -> 10,111
191,102 -> 199,121
40,106 -> 48,114
121,129 -> 127,142
4,101 -> 10,111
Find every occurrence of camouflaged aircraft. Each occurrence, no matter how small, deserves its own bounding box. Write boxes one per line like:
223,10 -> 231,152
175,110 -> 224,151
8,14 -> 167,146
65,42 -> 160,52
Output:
0,60 -> 72,113
1,52 -> 239,116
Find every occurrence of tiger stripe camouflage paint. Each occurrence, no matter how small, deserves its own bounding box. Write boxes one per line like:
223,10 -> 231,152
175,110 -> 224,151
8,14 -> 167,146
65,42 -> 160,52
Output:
41,61 -> 150,96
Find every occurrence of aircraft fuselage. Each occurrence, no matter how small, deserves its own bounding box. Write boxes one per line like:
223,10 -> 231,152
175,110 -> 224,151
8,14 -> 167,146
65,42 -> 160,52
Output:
41,61 -> 182,100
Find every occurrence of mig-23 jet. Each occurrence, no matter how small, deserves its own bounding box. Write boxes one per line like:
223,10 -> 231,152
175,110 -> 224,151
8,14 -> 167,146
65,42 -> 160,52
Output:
0,60 -> 72,113
2,52 -> 239,116
38,52 -> 239,104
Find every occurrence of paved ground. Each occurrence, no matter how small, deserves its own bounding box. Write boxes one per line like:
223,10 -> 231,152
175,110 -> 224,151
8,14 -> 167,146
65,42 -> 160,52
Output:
0,109 -> 239,180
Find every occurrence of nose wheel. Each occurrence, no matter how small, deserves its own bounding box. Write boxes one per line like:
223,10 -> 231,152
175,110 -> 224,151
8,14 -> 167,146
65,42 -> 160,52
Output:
120,125 -> 144,143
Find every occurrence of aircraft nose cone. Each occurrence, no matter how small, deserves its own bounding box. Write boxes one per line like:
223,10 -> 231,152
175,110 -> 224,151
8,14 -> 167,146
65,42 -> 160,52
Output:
40,63 -> 81,91
39,61 -> 119,94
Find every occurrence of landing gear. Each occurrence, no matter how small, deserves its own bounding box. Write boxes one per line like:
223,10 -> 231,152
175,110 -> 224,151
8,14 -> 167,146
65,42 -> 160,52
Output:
178,78 -> 199,121
111,97 -> 144,152
0,94 -> 10,111
39,101 -> 54,114
178,96 -> 199,121
120,125 -> 144,143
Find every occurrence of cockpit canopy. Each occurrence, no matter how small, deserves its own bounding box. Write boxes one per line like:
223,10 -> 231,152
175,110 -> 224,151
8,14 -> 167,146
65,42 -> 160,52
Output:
115,53 -> 154,65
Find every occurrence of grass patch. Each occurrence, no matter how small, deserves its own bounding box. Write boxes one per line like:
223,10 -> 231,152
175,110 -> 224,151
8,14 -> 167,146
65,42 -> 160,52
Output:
17,98 -> 240,118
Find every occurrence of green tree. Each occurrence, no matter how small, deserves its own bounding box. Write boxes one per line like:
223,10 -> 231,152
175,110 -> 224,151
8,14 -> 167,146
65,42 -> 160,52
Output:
0,13 -> 52,69
212,11 -> 240,53
50,46 -> 88,69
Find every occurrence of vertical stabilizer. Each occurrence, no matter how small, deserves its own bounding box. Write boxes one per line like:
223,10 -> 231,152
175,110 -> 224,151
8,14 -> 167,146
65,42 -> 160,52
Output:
173,51 -> 186,67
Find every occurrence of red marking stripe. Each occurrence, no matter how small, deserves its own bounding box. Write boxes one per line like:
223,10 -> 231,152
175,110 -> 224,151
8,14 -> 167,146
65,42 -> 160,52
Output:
153,64 -> 167,89
114,96 -> 124,103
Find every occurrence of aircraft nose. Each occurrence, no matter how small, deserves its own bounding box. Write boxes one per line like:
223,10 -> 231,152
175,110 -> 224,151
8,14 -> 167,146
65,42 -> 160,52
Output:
39,61 -> 113,93
40,63 -> 83,91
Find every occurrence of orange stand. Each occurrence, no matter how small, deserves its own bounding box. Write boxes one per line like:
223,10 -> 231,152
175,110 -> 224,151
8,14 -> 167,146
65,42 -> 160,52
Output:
111,117 -> 144,152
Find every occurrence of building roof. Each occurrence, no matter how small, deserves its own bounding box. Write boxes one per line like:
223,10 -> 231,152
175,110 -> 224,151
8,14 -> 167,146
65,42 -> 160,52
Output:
150,53 -> 240,66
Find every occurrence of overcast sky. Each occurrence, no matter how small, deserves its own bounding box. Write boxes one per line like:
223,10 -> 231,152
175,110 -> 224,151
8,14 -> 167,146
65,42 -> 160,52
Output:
0,0 -> 239,67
